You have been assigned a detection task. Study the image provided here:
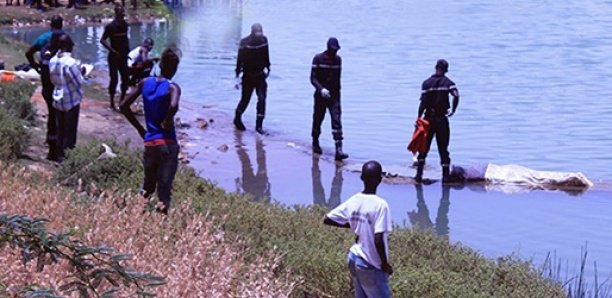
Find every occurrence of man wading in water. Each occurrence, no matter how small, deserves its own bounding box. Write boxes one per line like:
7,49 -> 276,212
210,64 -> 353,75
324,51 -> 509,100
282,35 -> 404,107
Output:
101,5 -> 130,111
324,160 -> 393,298
233,23 -> 271,135
310,37 -> 349,161
120,48 -> 181,214
415,59 -> 460,183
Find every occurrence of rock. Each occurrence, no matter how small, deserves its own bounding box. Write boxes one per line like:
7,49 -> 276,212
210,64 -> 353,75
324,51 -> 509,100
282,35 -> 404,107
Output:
175,117 -> 191,129
196,118 -> 208,129
217,144 -> 229,152
209,118 -> 215,123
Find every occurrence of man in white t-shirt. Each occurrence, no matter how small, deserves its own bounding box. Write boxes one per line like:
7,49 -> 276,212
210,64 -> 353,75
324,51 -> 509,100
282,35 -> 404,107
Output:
128,38 -> 157,86
324,160 -> 393,298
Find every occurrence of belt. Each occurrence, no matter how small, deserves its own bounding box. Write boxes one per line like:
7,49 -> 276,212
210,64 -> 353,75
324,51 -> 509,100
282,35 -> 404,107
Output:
144,138 -> 176,147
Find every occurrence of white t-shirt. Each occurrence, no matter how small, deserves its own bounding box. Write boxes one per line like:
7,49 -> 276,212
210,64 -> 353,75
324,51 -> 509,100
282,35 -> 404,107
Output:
326,192 -> 392,269
127,46 -> 143,67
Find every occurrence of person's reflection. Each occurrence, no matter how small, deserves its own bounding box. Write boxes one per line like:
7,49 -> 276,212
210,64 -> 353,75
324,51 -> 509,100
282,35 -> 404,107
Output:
235,133 -> 271,202
408,184 -> 451,237
311,156 -> 344,208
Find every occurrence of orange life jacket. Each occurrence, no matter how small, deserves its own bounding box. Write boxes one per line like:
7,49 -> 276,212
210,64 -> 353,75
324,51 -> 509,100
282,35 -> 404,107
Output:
407,118 -> 430,154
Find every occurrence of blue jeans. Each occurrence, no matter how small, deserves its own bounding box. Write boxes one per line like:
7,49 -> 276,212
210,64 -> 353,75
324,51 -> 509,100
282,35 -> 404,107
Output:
142,142 -> 179,214
347,251 -> 391,298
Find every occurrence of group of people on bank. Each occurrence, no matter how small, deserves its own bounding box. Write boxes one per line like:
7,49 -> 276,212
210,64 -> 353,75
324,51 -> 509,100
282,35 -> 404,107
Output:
27,10 -> 460,296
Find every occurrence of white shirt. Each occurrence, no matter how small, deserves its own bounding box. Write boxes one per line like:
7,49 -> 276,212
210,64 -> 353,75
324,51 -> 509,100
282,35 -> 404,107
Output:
127,46 -> 143,67
326,192 -> 392,269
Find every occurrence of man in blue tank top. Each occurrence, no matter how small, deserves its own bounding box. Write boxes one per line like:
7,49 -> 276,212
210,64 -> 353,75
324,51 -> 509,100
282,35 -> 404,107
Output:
120,47 -> 182,214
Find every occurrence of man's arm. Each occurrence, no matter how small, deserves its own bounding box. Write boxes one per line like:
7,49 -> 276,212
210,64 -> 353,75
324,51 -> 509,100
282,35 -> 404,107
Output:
310,56 -> 323,91
161,83 -> 181,131
119,80 -> 146,138
374,233 -> 393,275
99,26 -> 117,54
448,88 -> 460,117
323,217 -> 350,228
264,37 -> 271,77
25,46 -> 41,72
235,44 -> 243,78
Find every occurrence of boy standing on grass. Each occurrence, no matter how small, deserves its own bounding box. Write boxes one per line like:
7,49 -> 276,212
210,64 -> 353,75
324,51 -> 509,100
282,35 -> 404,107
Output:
120,47 -> 181,214
323,160 -> 393,298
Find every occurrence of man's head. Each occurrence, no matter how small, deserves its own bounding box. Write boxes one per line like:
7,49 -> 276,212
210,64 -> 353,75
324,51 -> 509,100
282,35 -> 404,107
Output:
159,47 -> 180,79
143,38 -> 154,51
58,34 -> 74,53
361,160 -> 383,190
251,23 -> 263,37
114,5 -> 125,19
326,37 -> 340,57
435,59 -> 449,74
50,15 -> 63,30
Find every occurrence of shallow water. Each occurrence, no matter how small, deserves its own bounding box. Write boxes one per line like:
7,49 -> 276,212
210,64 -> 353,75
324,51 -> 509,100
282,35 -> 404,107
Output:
4,0 -> 612,282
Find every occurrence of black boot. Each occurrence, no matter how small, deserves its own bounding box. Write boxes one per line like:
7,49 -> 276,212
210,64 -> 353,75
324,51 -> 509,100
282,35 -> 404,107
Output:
334,141 -> 349,161
255,116 -> 265,135
46,140 -> 59,161
312,138 -> 322,155
442,164 -> 450,183
233,111 -> 246,131
415,162 -> 424,183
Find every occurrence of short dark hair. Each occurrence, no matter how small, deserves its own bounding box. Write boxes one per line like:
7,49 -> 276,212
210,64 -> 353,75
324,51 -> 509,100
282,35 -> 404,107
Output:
436,59 -> 449,72
159,47 -> 180,78
50,15 -> 63,30
58,34 -> 74,52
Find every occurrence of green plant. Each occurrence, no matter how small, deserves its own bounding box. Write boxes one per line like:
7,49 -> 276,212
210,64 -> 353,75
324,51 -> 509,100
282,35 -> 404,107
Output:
0,80 -> 36,124
0,214 -> 165,297
0,109 -> 28,161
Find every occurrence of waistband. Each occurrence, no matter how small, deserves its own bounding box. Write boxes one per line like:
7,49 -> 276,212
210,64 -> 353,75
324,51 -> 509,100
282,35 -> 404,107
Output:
144,138 -> 176,147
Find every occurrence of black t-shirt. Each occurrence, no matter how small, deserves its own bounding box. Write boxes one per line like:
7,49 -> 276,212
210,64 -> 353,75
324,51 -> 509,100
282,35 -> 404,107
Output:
102,19 -> 130,55
420,74 -> 457,116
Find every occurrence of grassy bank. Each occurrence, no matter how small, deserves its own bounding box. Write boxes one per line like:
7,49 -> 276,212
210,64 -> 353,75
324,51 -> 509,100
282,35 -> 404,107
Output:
0,1 -> 172,27
0,78 -> 566,296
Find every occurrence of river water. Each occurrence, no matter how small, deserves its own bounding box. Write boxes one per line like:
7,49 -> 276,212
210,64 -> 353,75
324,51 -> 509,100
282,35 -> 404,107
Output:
4,0 -> 612,284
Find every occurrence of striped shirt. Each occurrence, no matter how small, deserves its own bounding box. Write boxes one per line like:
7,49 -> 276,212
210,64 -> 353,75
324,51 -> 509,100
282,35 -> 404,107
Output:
50,52 -> 84,112
311,51 -> 342,91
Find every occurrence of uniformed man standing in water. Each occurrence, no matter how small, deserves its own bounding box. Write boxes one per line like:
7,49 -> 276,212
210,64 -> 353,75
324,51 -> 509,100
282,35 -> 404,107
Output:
234,23 -> 271,135
415,59 -> 460,183
310,37 -> 348,161
100,5 -> 130,111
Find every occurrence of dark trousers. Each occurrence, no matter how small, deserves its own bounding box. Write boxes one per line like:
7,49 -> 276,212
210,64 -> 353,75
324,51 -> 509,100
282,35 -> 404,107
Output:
41,66 -> 58,153
417,115 -> 450,165
311,92 -> 343,141
142,142 -> 179,214
55,104 -> 80,160
108,53 -> 129,98
235,74 -> 267,120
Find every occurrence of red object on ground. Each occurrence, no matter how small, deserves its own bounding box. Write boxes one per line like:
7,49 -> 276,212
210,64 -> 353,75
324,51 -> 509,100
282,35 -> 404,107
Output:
1,72 -> 15,82
407,118 -> 430,154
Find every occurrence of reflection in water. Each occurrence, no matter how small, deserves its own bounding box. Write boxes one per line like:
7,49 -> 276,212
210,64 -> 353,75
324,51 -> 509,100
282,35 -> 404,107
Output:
235,132 -> 271,202
312,157 -> 343,208
408,184 -> 451,237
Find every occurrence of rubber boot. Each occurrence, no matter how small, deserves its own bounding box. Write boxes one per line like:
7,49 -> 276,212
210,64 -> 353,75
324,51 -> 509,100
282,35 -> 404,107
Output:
415,162 -> 424,183
334,141 -> 349,161
442,164 -> 450,183
312,138 -> 322,155
233,111 -> 246,131
255,116 -> 265,135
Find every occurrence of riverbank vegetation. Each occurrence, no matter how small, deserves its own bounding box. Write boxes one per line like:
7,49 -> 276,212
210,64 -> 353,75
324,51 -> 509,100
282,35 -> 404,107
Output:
0,80 -> 571,297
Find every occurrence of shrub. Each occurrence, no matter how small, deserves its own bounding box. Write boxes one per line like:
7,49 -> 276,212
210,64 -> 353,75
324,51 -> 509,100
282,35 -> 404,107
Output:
54,139 -> 566,297
0,109 -> 27,161
0,80 -> 36,124
1,164 -> 299,297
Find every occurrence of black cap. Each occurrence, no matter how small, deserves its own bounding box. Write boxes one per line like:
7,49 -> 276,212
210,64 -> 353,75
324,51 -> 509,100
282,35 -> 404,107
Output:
143,37 -> 154,47
436,59 -> 449,71
50,15 -> 63,29
327,37 -> 341,50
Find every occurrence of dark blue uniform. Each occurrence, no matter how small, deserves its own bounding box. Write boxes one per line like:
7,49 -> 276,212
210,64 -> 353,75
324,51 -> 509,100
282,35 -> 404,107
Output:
235,34 -> 270,125
417,74 -> 457,166
310,51 -> 343,141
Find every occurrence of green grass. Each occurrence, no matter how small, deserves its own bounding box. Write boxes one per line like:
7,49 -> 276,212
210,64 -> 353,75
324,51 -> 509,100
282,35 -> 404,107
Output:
54,139 -> 567,298
0,80 -> 35,160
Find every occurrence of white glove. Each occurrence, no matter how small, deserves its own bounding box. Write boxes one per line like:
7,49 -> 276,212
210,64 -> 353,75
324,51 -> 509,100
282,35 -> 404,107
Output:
320,88 -> 331,98
234,77 -> 241,90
